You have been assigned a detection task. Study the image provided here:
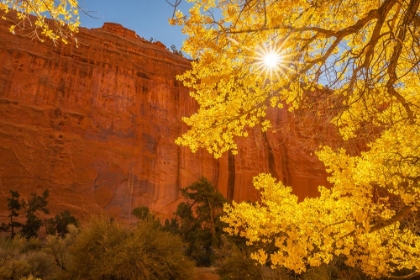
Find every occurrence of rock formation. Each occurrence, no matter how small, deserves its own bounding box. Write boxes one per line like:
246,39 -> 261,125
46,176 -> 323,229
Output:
0,16 -> 329,222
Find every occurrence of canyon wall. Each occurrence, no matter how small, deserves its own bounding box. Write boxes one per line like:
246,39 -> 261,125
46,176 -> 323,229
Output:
0,18 -> 329,222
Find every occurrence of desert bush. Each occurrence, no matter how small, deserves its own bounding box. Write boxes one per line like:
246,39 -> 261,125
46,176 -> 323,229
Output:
0,235 -> 57,280
69,216 -> 194,280
302,256 -> 370,280
20,275 -> 42,280
217,244 -> 262,280
259,255 -> 371,280
42,224 -> 79,279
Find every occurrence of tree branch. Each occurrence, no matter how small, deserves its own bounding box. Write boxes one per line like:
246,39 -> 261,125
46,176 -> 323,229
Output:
386,0 -> 420,121
387,271 -> 420,279
369,205 -> 413,233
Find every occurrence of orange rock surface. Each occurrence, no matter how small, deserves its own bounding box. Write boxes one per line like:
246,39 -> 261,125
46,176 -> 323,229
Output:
0,17 -> 329,222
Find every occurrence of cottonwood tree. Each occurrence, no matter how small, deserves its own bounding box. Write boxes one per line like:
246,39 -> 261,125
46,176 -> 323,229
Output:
172,0 -> 420,278
0,0 -> 80,43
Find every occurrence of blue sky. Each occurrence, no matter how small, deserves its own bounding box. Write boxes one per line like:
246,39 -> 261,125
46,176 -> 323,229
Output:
79,0 -> 193,50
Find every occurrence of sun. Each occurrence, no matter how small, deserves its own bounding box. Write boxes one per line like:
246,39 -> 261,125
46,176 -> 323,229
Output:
227,36 -> 297,78
263,51 -> 282,70
253,42 -> 292,78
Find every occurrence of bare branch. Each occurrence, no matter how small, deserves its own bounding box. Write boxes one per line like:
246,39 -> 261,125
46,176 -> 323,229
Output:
165,0 -> 182,18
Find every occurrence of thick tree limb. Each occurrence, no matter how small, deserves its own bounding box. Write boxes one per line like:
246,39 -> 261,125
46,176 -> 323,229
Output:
387,271 -> 420,279
369,205 -> 413,233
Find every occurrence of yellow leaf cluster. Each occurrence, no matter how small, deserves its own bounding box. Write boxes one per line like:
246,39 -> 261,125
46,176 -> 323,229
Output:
0,0 -> 79,43
222,173 -> 420,278
176,0 -> 420,278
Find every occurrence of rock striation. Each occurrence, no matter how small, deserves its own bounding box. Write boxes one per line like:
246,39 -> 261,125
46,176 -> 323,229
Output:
0,16 -> 329,222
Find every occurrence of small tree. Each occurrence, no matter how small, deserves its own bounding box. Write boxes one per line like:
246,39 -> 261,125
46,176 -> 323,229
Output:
21,190 -> 50,239
46,210 -> 79,238
55,211 -> 79,238
170,44 -> 184,56
0,190 -> 22,238
132,206 -> 151,220
172,177 -> 227,266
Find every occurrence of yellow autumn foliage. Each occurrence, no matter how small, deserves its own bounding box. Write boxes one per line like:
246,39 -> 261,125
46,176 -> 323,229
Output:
0,0 -> 79,43
174,0 -> 420,278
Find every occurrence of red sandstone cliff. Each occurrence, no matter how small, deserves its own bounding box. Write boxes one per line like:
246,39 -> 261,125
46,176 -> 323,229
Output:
0,17 -> 329,222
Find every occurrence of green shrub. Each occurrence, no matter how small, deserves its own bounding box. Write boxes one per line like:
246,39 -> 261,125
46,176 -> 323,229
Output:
43,224 -> 79,277
45,210 -> 79,237
303,256 -> 370,280
132,206 -> 151,220
20,275 -> 42,280
69,216 -> 195,280
0,235 -> 57,280
217,245 -> 262,280
259,256 -> 372,280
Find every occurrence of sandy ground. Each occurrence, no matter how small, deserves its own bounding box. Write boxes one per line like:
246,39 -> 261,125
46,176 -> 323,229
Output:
193,267 -> 221,280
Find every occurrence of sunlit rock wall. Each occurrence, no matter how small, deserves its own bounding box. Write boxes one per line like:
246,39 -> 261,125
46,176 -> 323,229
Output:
0,16 -> 328,222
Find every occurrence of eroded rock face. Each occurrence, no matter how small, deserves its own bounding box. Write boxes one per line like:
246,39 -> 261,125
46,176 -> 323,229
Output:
0,17 -> 329,222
